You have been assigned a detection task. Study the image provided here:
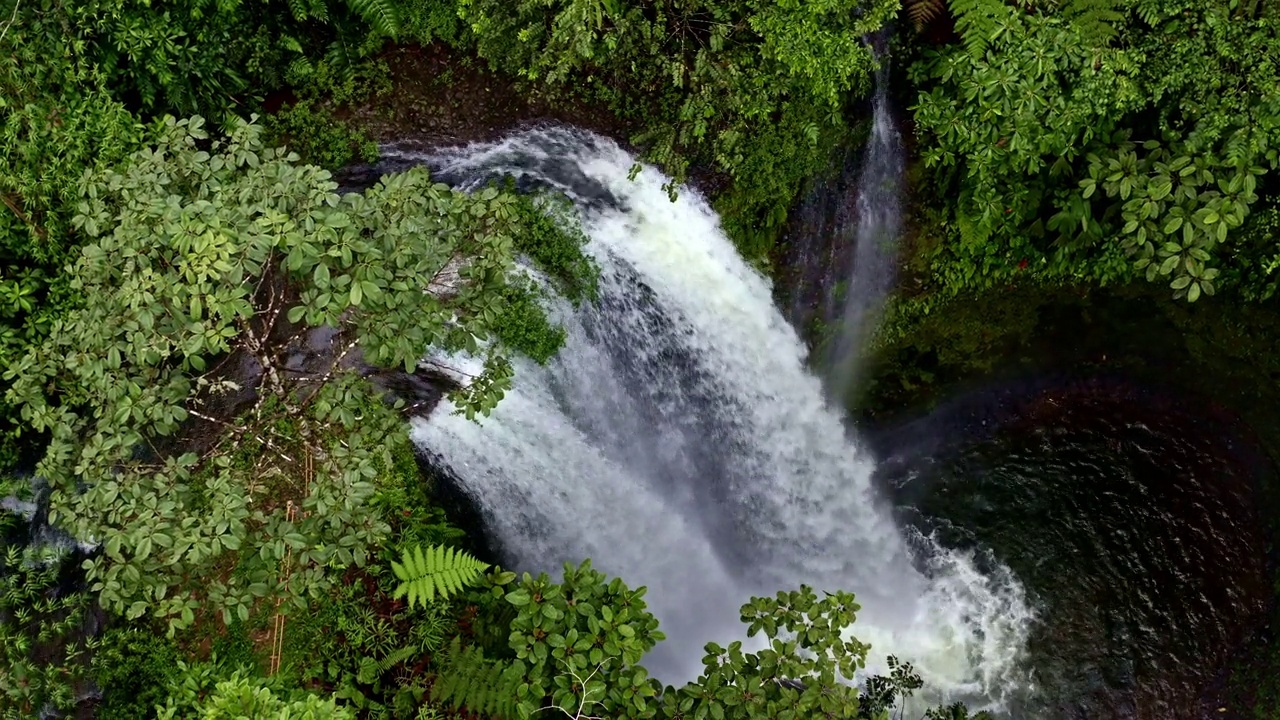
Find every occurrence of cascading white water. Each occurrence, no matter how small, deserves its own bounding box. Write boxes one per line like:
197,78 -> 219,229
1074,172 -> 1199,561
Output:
826,38 -> 905,401
401,126 -> 1033,709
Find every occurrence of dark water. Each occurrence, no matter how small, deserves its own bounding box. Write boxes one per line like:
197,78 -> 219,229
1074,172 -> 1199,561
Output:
871,378 -> 1274,719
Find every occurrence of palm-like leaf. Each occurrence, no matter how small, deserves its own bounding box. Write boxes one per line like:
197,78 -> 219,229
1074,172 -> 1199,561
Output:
391,544 -> 489,609
346,0 -> 400,36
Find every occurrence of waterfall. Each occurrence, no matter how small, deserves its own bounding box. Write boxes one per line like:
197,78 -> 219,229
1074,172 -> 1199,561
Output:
825,37 -> 905,400
398,126 -> 1032,709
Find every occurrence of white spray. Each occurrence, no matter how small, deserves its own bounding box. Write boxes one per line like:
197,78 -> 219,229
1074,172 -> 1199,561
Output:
402,127 -> 1033,710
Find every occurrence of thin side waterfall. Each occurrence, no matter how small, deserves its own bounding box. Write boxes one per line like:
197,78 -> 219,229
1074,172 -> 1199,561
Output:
398,127 -> 1032,710
826,38 -> 905,400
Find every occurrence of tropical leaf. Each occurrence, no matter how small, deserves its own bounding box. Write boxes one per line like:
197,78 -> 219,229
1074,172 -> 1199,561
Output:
1060,0 -> 1123,46
947,0 -> 1010,58
346,0 -> 400,36
430,638 -> 521,719
905,0 -> 947,31
391,544 -> 489,608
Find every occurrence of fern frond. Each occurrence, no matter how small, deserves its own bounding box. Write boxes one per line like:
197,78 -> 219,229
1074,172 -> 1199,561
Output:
355,643 -> 419,683
346,0 -> 401,36
905,0 -> 947,31
431,638 -> 520,719
1061,0 -> 1123,46
286,0 -> 309,21
947,0 -> 1010,58
323,42 -> 359,88
392,544 -> 489,609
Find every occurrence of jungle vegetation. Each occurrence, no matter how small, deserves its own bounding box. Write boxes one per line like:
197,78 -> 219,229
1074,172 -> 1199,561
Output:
0,0 -> 1277,716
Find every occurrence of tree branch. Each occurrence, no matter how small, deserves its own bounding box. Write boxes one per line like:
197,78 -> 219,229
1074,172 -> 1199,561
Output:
1,191 -> 46,241
0,0 -> 20,47
536,658 -> 613,720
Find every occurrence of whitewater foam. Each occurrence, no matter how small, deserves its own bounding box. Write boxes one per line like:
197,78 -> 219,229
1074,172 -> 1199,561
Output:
402,126 -> 1033,710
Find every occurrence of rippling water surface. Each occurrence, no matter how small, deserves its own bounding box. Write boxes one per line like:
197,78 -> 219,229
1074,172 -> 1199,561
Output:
875,382 -> 1274,719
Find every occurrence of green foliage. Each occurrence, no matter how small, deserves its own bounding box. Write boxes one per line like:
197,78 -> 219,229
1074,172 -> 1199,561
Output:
158,670 -> 354,720
1228,205 -> 1280,301
454,0 -> 894,259
910,0 -> 1280,301
0,544 -> 91,719
1057,0 -> 1124,45
282,564 -> 458,717
714,107 -> 850,264
266,101 -> 380,169
92,627 -> 184,720
430,637 -> 523,718
506,190 -> 599,304
392,544 -> 490,608
1079,136 -> 1257,301
349,0 -> 403,37
367,438 -> 468,551
905,0 -> 947,31
430,559 -> 989,720
491,284 -> 569,364
3,115 -> 568,636
399,0 -> 470,45
652,585 -> 868,720
268,53 -> 394,170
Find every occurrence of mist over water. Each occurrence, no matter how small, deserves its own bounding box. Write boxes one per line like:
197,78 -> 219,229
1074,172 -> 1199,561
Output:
401,126 -> 1032,709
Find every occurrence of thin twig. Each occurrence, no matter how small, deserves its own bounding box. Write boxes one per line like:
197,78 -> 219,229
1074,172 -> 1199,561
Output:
188,408 -> 295,463
536,658 -> 612,720
0,0 -> 19,48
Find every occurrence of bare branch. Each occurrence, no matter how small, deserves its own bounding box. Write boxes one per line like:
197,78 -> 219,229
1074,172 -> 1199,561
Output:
188,408 -> 295,463
535,658 -> 613,720
0,1 -> 20,56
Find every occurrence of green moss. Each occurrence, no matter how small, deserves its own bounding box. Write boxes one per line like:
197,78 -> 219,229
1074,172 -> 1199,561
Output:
859,286 -> 1048,416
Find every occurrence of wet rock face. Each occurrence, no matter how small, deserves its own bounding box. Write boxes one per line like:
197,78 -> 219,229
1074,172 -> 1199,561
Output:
773,144 -> 862,350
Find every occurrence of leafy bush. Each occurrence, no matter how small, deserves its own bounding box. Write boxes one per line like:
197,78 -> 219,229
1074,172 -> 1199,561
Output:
266,101 -> 380,169
92,628 -> 184,720
281,565 -> 458,716
158,670 -> 353,720
3,115 -> 570,635
450,0 -> 895,259
429,559 -> 991,720
909,0 -> 1280,300
506,190 -> 598,304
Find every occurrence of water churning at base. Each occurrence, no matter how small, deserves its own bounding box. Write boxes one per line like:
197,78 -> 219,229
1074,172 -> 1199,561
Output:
401,127 -> 1032,710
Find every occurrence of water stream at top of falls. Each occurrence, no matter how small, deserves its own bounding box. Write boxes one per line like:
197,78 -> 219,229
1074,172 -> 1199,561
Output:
825,39 -> 905,401
397,126 -> 1033,710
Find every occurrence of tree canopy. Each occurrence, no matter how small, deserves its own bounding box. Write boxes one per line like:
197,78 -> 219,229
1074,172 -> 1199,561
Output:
2,0 -> 1278,716
908,0 -> 1279,301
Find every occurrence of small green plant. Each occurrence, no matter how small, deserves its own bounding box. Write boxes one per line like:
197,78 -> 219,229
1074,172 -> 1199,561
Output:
392,545 -> 489,609
282,564 -> 458,716
265,101 -> 380,169
0,544 -> 91,719
504,189 -> 599,305
491,283 -> 568,364
91,627 -> 184,720
158,670 -> 353,720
